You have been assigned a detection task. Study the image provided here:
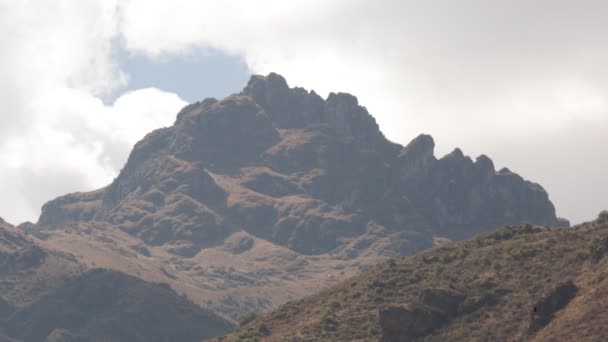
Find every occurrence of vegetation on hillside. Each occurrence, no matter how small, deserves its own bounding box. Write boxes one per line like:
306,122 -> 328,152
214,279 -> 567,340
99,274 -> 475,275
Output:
221,213 -> 608,341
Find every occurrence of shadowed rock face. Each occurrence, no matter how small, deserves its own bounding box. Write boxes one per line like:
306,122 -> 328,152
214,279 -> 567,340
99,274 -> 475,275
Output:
378,288 -> 468,341
528,281 -> 578,334
34,73 -> 563,257
379,306 -> 448,342
0,297 -> 14,318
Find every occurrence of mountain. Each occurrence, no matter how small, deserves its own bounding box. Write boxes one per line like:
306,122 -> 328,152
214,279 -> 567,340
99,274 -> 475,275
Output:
221,212 -> 608,341
36,73 -> 563,250
0,219 -> 233,341
15,73 -> 565,323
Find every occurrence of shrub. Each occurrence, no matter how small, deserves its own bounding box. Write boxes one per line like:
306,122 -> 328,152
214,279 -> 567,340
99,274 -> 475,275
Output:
239,312 -> 258,327
434,264 -> 446,276
492,260 -> 501,271
329,300 -> 342,310
258,323 -> 270,337
598,210 -> 608,223
590,237 -> 608,262
575,249 -> 589,261
481,256 -> 492,267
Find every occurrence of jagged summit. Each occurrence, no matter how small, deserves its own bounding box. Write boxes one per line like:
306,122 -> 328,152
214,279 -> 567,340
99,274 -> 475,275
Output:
36,72 -> 564,248
400,134 -> 435,157
242,72 -> 323,129
242,73 -> 390,151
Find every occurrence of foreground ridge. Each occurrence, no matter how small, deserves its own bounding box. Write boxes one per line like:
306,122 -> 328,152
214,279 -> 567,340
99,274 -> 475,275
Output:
222,213 -> 608,341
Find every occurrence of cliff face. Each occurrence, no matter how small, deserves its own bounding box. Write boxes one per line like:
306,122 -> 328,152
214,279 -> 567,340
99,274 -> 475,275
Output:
36,73 -> 562,257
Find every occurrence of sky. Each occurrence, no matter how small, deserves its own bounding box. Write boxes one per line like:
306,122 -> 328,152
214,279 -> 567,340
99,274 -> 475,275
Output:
0,0 -> 606,225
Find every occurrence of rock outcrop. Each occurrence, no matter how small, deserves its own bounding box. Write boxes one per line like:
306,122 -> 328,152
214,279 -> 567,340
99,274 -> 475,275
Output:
528,281 -> 578,335
379,306 -> 447,341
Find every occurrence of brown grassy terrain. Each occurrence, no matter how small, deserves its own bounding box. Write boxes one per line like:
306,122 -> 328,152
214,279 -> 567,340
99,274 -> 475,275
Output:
0,219 -> 234,341
222,213 -> 608,341
32,221 -> 386,323
0,218 -> 83,308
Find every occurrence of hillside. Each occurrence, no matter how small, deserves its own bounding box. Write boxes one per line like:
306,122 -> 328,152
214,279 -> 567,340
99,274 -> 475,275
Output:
3,269 -> 232,342
0,218 -> 82,308
223,212 -> 608,341
15,73 -> 565,322
0,220 -> 233,341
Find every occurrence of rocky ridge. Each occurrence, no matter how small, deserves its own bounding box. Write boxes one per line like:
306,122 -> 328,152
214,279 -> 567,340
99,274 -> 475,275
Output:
35,73 -> 563,255
223,214 -> 608,341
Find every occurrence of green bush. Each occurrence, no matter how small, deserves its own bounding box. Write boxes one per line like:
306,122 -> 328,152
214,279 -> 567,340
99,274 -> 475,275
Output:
598,210 -> 608,223
258,323 -> 270,337
492,260 -> 501,271
239,311 -> 258,327
575,249 -> 589,261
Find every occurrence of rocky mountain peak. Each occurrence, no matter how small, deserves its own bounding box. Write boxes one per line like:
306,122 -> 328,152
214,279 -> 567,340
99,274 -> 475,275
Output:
323,92 -> 386,147
35,72 -> 563,257
242,73 -> 324,129
245,72 -> 290,94
446,147 -> 466,160
474,154 -> 496,178
241,74 -> 388,151
397,134 -> 437,182
399,134 -> 435,160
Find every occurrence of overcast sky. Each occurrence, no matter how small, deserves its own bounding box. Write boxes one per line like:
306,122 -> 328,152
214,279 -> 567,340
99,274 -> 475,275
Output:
0,0 -> 606,225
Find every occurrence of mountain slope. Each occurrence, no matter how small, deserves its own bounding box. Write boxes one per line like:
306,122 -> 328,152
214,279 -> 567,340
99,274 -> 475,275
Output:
4,269 -> 233,342
0,218 -> 82,309
19,73 -> 564,321
0,220 -> 233,342
223,213 -> 608,341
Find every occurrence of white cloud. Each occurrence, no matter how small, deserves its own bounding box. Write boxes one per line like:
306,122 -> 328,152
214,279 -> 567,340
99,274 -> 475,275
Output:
0,1 -> 186,223
0,87 -> 186,224
0,0 -> 606,224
